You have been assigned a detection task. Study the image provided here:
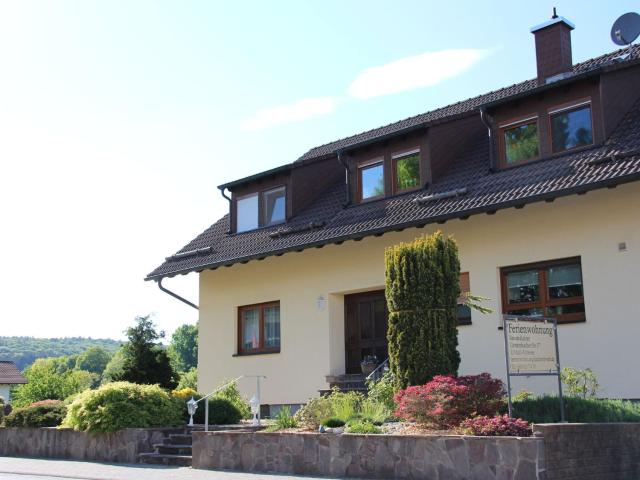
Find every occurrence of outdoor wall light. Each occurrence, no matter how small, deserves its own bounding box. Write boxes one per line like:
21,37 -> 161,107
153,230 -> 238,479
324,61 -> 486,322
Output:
249,394 -> 260,426
316,295 -> 327,311
186,397 -> 198,427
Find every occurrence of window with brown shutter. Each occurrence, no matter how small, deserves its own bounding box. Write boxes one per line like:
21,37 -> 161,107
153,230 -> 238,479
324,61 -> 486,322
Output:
457,272 -> 472,326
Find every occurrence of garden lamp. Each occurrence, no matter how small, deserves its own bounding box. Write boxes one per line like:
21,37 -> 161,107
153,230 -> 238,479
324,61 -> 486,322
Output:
186,397 -> 198,427
249,394 -> 260,426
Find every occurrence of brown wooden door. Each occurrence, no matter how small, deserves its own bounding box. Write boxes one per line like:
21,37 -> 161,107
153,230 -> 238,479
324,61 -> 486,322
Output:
344,291 -> 389,374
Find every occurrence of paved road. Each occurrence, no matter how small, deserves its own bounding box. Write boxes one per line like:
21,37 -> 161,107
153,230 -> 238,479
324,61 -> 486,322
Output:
0,457 -> 333,480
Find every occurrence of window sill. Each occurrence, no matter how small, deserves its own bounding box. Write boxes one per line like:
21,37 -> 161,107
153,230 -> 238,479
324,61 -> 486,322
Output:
233,350 -> 280,357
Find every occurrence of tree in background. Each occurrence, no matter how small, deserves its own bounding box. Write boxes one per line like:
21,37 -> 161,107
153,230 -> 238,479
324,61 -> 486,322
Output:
385,231 -> 461,389
168,323 -> 198,373
112,315 -> 177,390
11,358 -> 94,407
75,346 -> 112,375
101,348 -> 126,384
176,367 -> 197,390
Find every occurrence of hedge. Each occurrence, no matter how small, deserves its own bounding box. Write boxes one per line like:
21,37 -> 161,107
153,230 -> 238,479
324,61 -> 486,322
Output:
512,396 -> 640,423
4,400 -> 67,427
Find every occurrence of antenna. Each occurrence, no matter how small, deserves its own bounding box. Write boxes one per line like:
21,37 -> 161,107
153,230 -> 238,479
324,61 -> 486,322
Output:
611,12 -> 640,59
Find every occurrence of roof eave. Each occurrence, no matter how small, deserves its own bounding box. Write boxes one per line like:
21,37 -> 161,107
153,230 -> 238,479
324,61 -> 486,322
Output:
145,169 -> 640,282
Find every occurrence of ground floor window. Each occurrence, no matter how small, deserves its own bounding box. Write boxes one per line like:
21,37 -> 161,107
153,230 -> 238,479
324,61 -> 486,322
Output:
238,301 -> 281,354
500,257 -> 585,324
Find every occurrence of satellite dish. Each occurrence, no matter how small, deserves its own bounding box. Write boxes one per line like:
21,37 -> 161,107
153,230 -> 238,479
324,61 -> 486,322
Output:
611,12 -> 640,46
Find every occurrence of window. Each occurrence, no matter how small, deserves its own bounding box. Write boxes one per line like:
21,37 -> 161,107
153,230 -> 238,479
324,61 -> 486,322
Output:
550,103 -> 593,153
236,194 -> 259,233
359,160 -> 384,200
238,301 -> 280,354
394,150 -> 421,192
236,186 -> 286,233
500,258 -> 585,324
262,187 -> 286,226
501,118 -> 539,166
457,272 -> 472,326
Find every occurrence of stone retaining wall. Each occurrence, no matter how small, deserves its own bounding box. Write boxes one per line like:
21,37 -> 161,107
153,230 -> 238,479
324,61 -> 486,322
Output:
0,427 -> 181,463
533,423 -> 640,480
192,431 -> 545,479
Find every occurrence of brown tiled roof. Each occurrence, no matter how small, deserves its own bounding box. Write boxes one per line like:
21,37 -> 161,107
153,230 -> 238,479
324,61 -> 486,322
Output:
147,46 -> 640,281
0,361 -> 27,384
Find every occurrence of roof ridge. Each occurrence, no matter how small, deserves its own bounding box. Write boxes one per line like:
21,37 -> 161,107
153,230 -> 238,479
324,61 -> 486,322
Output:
296,44 -> 639,162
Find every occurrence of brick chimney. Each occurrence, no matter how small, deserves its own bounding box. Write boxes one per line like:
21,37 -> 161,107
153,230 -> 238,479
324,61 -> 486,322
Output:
531,9 -> 575,84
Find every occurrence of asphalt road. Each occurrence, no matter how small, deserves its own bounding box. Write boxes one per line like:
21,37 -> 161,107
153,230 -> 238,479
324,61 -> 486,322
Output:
0,457 -> 334,480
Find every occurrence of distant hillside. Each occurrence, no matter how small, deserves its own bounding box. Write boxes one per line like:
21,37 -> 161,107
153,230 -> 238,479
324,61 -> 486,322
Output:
0,336 -> 122,371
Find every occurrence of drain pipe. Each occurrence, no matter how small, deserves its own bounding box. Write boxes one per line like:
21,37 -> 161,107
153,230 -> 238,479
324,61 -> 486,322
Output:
480,107 -> 496,172
337,150 -> 351,207
157,278 -> 198,310
219,186 -> 233,234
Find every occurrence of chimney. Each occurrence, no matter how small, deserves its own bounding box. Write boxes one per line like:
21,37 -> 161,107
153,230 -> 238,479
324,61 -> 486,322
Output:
531,8 -> 575,84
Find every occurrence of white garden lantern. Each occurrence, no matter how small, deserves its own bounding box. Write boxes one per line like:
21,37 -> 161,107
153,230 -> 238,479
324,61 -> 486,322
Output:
186,397 -> 198,427
249,394 -> 260,426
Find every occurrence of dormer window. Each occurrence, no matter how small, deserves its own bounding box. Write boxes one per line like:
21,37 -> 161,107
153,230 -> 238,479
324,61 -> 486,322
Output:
501,116 -> 540,166
359,159 -> 384,201
236,186 -> 286,233
550,102 -> 593,153
393,149 -> 421,193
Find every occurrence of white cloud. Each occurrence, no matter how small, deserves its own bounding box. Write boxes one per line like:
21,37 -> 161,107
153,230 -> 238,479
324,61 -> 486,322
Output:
242,96 -> 340,130
348,49 -> 490,100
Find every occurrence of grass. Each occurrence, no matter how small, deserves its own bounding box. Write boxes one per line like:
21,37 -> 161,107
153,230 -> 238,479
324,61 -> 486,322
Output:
512,396 -> 640,423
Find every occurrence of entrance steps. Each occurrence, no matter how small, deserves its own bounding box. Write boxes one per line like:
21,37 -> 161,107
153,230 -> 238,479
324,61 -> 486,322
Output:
320,373 -> 367,396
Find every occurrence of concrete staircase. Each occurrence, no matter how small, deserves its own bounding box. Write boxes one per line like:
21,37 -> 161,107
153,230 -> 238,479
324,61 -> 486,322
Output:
138,429 -> 194,466
320,373 -> 367,396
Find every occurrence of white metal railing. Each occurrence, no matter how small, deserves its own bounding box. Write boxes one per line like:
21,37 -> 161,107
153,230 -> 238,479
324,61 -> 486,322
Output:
186,375 -> 266,431
365,358 -> 390,383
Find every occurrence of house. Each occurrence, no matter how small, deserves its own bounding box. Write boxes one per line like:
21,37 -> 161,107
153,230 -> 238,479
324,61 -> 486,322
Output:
0,361 -> 27,404
148,14 -> 640,408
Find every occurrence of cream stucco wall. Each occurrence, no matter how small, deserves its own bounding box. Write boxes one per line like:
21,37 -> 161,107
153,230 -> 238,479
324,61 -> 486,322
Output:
198,182 -> 640,404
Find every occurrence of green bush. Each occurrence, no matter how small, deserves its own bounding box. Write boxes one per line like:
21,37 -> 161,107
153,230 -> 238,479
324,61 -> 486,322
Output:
4,400 -> 67,427
385,232 -> 461,389
0,396 -> 4,424
271,406 -> 297,430
512,396 -> 640,423
192,397 -> 243,425
322,417 -> 346,428
346,420 -> 382,434
294,396 -> 333,430
561,367 -> 600,398
360,398 -> 390,425
366,371 -> 396,412
63,382 -> 182,433
214,380 -> 251,420
329,390 -> 363,422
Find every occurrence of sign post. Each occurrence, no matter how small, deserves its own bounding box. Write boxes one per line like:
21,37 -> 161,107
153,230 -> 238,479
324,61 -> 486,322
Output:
502,315 -> 565,422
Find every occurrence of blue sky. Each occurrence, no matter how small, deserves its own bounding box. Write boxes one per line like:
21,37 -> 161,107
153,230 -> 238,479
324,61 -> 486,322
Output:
0,1 -> 636,340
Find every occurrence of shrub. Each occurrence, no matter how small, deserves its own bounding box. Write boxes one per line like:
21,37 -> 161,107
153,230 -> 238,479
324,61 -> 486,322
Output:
329,390 -> 363,423
385,232 -> 461,389
513,396 -> 640,423
360,398 -> 390,425
176,367 -> 198,391
63,382 -> 182,433
0,396 -> 4,424
172,387 -> 198,400
294,396 -> 333,430
214,380 -> 251,420
192,397 -> 243,425
272,406 -> 297,430
322,417 -> 346,428
5,400 -> 67,427
561,367 -> 600,398
394,374 -> 505,429
460,415 -> 532,437
346,420 -> 382,434
514,389 -> 534,402
366,371 -> 396,412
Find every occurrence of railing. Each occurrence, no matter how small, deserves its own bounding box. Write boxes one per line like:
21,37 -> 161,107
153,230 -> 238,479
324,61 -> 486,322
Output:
365,357 -> 390,383
186,375 -> 266,431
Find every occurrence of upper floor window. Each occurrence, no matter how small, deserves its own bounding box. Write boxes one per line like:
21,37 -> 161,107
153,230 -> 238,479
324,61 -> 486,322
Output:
393,150 -> 421,193
501,117 -> 539,166
236,187 -> 286,233
359,159 -> 384,201
500,257 -> 585,324
550,102 -> 593,153
238,301 -> 281,354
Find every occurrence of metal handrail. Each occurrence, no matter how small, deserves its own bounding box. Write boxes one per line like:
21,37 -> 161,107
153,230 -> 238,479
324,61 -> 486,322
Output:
187,376 -> 244,431
365,358 -> 390,382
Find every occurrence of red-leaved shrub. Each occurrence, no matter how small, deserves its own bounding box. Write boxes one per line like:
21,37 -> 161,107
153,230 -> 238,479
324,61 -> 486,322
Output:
393,373 -> 506,428
459,414 -> 532,437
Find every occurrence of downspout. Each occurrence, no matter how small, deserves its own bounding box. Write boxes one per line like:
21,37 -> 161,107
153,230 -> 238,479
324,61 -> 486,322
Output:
218,186 -> 233,234
480,107 -> 496,172
337,150 -> 351,207
157,278 -> 198,310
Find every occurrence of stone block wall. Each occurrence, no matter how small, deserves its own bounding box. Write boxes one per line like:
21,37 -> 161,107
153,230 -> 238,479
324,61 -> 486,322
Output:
533,423 -> 640,480
0,427 -> 181,463
192,431 -> 545,479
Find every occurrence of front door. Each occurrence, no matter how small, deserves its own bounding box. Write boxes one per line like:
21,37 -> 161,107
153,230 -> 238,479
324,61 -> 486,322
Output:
344,291 -> 389,374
